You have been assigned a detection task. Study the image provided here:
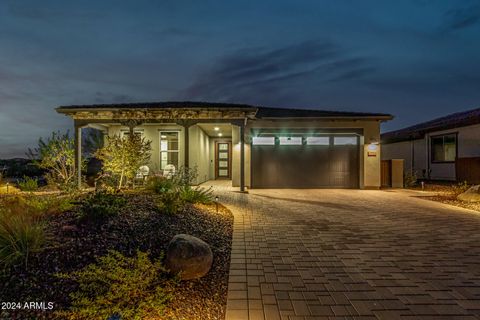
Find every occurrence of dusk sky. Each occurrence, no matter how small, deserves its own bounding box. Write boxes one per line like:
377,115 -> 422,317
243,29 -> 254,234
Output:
1,0 -> 480,158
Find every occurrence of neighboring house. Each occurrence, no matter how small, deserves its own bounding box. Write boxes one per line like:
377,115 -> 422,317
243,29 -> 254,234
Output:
56,101 -> 393,190
381,107 -> 480,183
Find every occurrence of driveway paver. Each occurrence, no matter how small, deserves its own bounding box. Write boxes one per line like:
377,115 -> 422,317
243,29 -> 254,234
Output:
212,186 -> 480,320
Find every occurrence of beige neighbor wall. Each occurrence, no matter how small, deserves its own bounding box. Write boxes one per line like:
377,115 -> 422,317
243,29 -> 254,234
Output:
188,125 -> 211,185
107,124 -> 185,174
244,119 -> 383,189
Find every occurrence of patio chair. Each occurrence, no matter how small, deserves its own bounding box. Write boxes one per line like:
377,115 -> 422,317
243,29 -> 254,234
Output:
163,164 -> 176,179
135,165 -> 150,185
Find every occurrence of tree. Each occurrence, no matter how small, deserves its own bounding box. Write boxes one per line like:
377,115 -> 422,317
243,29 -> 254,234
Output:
28,131 -> 78,190
95,134 -> 152,189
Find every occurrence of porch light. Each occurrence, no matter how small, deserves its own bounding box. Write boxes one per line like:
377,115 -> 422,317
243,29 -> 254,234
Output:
214,127 -> 220,131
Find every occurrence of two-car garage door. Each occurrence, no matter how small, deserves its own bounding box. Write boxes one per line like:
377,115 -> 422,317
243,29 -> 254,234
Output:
251,135 -> 359,188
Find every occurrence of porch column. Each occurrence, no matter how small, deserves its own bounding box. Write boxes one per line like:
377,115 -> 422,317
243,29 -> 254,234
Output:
74,123 -> 82,190
177,120 -> 196,169
240,123 -> 245,192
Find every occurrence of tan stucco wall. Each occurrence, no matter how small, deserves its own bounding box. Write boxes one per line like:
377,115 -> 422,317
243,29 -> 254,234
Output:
188,125 -> 211,185
107,123 -> 185,173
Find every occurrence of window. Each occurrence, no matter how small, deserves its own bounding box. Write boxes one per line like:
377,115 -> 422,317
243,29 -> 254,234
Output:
334,136 -> 357,145
431,134 -> 456,162
160,131 -> 179,170
252,137 -> 275,145
306,136 -> 329,145
279,137 -> 302,145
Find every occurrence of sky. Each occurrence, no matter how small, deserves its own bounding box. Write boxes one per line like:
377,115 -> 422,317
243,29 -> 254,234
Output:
1,0 -> 480,158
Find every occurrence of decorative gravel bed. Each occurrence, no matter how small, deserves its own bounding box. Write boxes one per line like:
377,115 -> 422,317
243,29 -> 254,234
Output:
0,193 -> 233,320
422,194 -> 480,213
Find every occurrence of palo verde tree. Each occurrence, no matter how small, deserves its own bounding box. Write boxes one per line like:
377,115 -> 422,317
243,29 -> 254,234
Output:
95,133 -> 152,189
28,131 -> 79,190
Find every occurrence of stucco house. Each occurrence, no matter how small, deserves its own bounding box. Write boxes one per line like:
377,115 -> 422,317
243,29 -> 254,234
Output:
56,101 -> 393,190
381,107 -> 480,183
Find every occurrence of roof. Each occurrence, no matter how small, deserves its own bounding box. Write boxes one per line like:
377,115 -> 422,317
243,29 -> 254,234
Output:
56,101 -> 393,120
382,107 -> 480,143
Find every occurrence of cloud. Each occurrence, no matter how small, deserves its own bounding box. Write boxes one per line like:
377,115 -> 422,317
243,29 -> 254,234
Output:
183,40 -> 375,103
441,4 -> 480,32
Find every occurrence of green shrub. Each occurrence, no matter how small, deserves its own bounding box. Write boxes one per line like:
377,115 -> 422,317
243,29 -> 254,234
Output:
404,171 -> 418,188
155,191 -> 185,215
17,176 -> 39,192
22,195 -> 74,215
56,250 -> 175,320
146,176 -> 176,193
0,205 -> 45,269
79,192 -> 127,222
179,186 -> 213,204
452,181 -> 469,196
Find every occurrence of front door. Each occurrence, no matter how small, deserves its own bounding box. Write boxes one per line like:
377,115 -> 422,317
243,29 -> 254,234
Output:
215,142 -> 231,179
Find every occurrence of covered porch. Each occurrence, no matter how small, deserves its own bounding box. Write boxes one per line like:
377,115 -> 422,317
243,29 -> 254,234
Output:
57,106 -> 257,191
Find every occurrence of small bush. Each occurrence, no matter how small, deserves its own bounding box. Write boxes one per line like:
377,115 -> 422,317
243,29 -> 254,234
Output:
56,250 -> 175,320
0,205 -> 45,269
452,181 -> 469,196
17,176 -> 39,192
23,195 -> 74,215
155,191 -> 185,215
79,192 -> 127,222
179,186 -> 213,204
146,176 -> 176,194
404,171 -> 418,188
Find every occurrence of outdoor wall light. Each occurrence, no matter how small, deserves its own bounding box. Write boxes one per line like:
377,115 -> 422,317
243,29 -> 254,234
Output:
214,127 -> 220,131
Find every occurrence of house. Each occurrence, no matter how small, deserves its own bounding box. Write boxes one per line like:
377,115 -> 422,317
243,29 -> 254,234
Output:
381,107 -> 480,183
56,101 -> 393,190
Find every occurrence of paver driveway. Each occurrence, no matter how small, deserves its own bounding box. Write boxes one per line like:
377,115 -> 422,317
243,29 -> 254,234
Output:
216,187 -> 480,320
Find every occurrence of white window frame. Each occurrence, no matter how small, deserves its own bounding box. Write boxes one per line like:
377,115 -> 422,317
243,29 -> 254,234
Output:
159,131 -> 180,170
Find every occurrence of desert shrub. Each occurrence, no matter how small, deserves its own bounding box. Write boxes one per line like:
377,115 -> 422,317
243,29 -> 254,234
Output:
22,195 -> 74,215
79,192 -> 127,222
404,171 -> 418,188
28,131 -> 81,191
0,205 -> 45,269
56,250 -> 175,320
452,181 -> 469,196
146,176 -> 176,193
17,176 -> 39,192
155,191 -> 185,215
179,185 -> 213,204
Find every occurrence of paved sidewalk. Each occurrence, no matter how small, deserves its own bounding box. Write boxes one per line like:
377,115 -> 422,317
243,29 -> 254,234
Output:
209,185 -> 480,320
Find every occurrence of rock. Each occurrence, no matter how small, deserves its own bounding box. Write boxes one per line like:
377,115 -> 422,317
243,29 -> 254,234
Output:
166,234 -> 213,280
457,185 -> 480,202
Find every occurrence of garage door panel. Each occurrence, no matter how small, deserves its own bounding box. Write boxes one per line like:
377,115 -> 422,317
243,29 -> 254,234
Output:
252,135 -> 359,188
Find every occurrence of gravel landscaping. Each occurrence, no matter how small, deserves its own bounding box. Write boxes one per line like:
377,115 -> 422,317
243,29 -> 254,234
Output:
410,182 -> 480,213
0,192 -> 233,320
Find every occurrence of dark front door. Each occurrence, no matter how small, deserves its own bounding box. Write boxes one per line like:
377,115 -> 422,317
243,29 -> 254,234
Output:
215,141 -> 231,179
251,135 -> 359,188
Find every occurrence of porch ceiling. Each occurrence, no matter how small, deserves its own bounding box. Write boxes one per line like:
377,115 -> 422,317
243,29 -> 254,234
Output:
197,123 -> 233,138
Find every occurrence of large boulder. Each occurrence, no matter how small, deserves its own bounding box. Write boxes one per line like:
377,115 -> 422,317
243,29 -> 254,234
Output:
457,185 -> 480,202
165,234 -> 213,280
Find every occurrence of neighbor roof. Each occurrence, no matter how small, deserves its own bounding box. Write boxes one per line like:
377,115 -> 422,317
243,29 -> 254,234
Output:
382,107 -> 480,143
56,101 -> 393,120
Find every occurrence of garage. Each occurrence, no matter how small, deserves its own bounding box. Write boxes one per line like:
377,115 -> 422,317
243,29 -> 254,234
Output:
251,134 -> 360,188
